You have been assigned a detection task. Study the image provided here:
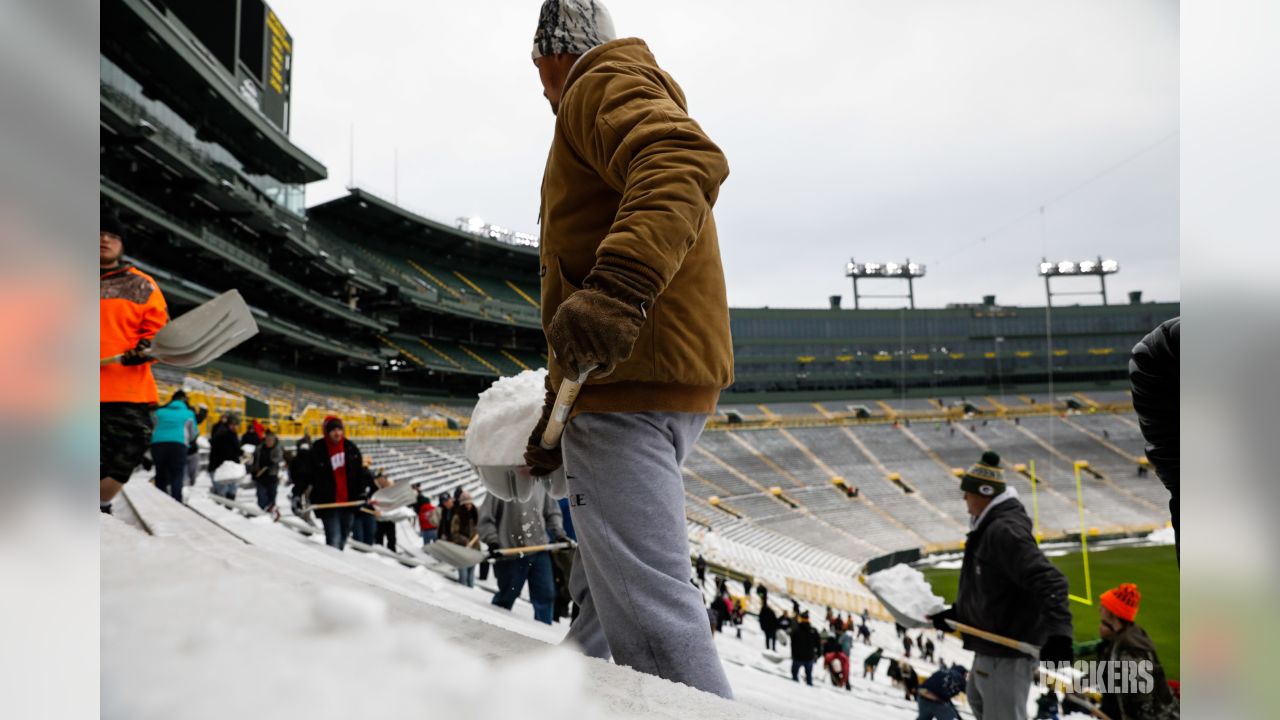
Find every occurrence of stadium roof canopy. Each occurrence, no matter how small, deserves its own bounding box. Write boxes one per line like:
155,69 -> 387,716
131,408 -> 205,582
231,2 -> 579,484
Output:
102,0 -> 327,184
308,188 -> 539,272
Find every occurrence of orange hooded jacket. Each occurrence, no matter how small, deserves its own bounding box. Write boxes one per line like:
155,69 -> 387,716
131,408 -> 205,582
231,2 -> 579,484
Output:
100,264 -> 167,403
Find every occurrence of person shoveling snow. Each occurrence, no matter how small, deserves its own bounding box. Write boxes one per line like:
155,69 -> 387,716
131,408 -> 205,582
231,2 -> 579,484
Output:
518,0 -> 736,700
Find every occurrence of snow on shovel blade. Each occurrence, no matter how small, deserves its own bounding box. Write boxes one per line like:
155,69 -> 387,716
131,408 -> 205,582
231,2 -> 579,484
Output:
868,588 -> 932,629
862,563 -> 947,629
423,540 -> 485,569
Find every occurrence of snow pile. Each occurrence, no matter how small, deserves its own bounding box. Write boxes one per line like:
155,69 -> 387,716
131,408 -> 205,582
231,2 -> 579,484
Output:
196,436 -> 210,450
464,369 -> 548,467
865,563 -> 945,623
212,460 -> 247,482
1146,525 -> 1176,546
103,514 -> 795,720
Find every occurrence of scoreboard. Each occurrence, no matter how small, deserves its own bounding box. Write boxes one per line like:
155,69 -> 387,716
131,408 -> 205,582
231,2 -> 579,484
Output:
258,6 -> 293,132
166,0 -> 293,133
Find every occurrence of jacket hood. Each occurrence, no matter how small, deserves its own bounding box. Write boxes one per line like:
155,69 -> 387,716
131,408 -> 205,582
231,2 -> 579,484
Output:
563,38 -> 655,95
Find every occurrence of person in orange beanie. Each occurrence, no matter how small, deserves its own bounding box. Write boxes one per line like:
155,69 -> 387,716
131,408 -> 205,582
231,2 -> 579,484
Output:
1081,583 -> 1180,719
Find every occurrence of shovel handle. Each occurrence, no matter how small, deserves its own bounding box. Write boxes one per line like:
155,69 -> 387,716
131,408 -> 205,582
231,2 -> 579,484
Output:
100,354 -> 125,366
495,541 -> 571,557
947,620 -> 1041,657
306,500 -> 367,511
540,366 -> 594,450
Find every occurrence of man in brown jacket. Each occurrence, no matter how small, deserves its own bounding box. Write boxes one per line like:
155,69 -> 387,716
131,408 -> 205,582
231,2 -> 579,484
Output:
521,0 -> 734,699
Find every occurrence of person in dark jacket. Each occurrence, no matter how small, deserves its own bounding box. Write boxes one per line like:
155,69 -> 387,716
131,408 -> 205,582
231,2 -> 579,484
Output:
863,647 -> 884,680
207,412 -> 242,500
759,602 -> 779,651
1078,583 -> 1180,720
1034,690 -> 1059,720
917,664 -> 969,720
292,416 -> 373,550
901,660 -> 920,700
448,491 -> 480,586
251,430 -> 283,512
695,554 -> 707,588
149,390 -> 197,503
1129,317 -> 1179,560
789,611 -> 821,686
929,451 -> 1073,720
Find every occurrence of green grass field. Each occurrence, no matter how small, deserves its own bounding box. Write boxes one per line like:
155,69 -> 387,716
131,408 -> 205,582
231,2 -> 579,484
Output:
922,544 -> 1180,679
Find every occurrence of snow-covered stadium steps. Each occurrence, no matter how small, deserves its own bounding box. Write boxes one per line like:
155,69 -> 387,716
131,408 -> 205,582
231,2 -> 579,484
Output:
106,487 -> 800,720
1059,414 -> 1171,508
736,428 -> 834,486
698,432 -> 799,489
780,427 -> 933,549
1016,416 -> 1164,526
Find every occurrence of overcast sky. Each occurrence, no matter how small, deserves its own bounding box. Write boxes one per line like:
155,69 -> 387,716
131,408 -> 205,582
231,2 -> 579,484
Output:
271,0 -> 1178,309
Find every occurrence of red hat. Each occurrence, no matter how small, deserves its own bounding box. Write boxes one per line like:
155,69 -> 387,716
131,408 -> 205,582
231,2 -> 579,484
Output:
1100,583 -> 1141,623
323,415 -> 344,434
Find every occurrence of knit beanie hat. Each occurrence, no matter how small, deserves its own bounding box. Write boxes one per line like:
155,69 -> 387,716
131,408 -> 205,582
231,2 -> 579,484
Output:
960,451 -> 1006,497
532,0 -> 616,60
1100,582 -> 1141,623
101,210 -> 126,241
323,415 -> 344,435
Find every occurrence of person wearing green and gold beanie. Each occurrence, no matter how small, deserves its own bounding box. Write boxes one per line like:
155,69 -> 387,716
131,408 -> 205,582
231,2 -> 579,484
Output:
928,450 -> 1075,720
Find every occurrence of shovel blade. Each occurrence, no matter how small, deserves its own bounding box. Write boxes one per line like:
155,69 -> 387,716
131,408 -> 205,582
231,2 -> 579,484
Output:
423,540 -> 486,569
151,290 -> 258,367
370,482 -> 418,511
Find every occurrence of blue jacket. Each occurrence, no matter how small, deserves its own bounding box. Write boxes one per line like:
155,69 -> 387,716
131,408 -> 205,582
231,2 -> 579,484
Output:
152,400 -> 197,445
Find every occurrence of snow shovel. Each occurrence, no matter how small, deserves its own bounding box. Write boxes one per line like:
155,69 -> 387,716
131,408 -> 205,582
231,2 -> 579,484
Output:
862,581 -> 933,630
423,534 -> 484,569
475,364 -> 595,502
368,481 -> 418,511
100,289 -> 258,368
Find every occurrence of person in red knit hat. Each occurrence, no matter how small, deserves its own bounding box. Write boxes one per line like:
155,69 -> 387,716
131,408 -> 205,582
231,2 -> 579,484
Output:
1075,583 -> 1180,720
292,416 -> 374,550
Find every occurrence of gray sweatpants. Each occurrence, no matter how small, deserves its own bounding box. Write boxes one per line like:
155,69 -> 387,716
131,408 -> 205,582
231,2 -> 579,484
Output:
967,653 -> 1035,720
561,412 -> 734,699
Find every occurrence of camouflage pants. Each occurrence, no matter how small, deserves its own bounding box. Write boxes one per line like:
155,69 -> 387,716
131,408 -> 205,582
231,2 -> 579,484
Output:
100,402 -> 154,483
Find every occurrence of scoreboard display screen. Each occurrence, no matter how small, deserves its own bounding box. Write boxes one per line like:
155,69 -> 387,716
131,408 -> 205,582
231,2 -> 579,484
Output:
259,6 -> 293,132
169,1 -> 293,133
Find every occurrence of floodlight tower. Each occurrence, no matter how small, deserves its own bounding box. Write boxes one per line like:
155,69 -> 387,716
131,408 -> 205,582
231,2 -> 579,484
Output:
844,259 -> 926,309
1038,256 -> 1120,307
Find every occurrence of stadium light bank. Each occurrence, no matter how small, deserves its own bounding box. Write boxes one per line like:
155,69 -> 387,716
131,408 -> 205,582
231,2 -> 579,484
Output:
844,259 -> 925,309
457,216 -> 540,249
1038,256 -> 1119,306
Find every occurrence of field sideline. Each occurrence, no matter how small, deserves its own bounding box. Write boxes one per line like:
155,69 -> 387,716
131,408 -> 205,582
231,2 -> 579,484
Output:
923,544 -> 1180,679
